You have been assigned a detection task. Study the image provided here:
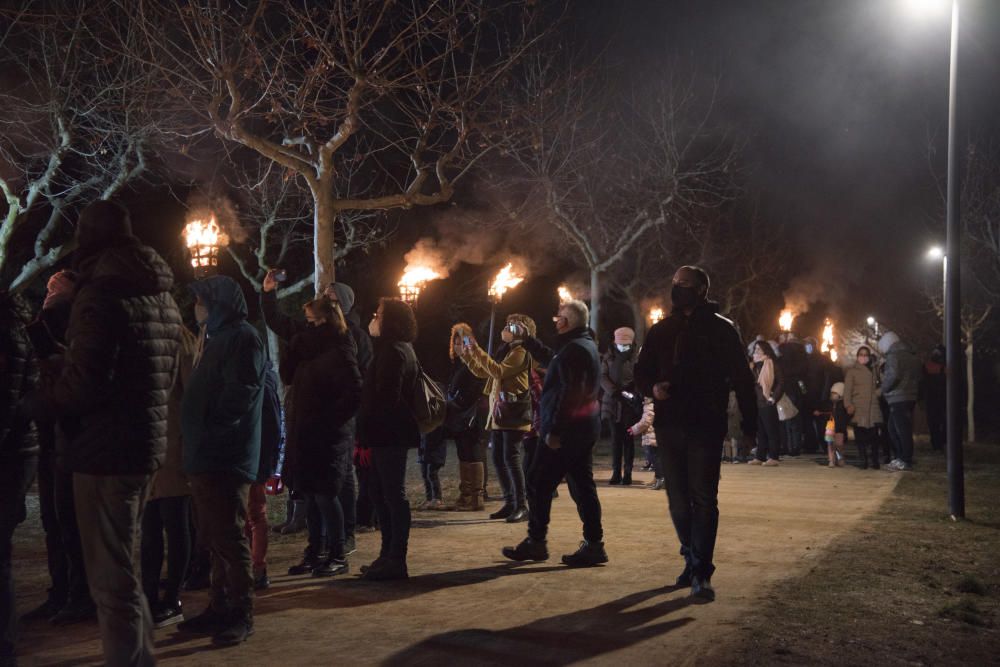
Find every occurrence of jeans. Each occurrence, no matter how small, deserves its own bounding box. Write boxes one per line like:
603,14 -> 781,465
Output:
37,446 -> 90,609
491,430 -> 526,508
73,472 -> 155,667
527,440 -> 603,544
308,489 -> 346,559
854,426 -> 880,467
369,446 -> 411,561
888,401 -> 916,465
244,484 -> 268,573
756,404 -> 781,461
339,458 -> 358,538
140,495 -> 191,606
655,425 -> 723,580
421,463 -> 443,501
189,472 -> 253,614
1,455 -> 37,661
783,414 -> 803,455
610,422 -> 635,477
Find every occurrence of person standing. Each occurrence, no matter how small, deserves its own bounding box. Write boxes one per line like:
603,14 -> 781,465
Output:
877,331 -> 922,471
178,276 -> 265,647
1,292 -> 40,667
19,201 -> 183,665
358,298 -> 420,581
843,346 -> 882,469
634,266 -> 757,601
749,340 -> 783,466
921,345 -> 946,452
245,362 -> 283,589
501,299 -> 607,568
601,327 -> 639,485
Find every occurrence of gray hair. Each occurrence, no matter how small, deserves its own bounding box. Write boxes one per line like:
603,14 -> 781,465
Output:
560,299 -> 589,329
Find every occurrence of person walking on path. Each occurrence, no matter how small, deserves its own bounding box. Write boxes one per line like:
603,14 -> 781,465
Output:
358,298 -> 421,581
501,299 -> 607,568
178,276 -> 266,647
601,327 -> 640,485
843,346 -> 882,469
460,314 -> 536,524
877,331 -> 922,471
634,266 -> 757,602
19,201 -> 183,666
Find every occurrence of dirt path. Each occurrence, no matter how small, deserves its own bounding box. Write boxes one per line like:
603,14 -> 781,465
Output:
16,457 -> 899,666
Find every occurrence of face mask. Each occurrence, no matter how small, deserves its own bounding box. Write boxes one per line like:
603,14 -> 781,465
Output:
670,284 -> 700,309
805,344 -> 815,354
194,303 -> 210,327
616,344 -> 631,353
752,350 -> 765,363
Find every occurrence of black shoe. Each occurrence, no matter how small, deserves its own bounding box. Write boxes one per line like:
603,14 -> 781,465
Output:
691,576 -> 715,602
561,540 -> 609,568
152,601 -> 185,628
361,558 -> 408,581
49,599 -> 96,626
212,610 -> 254,647
622,474 -> 632,486
489,504 -> 514,520
21,598 -> 64,623
674,566 -> 693,588
360,556 -> 388,575
501,537 -> 549,562
177,606 -> 229,635
344,535 -> 357,556
505,507 -> 529,523
288,550 -> 325,576
608,474 -> 622,485
312,558 -> 349,578
253,571 -> 271,591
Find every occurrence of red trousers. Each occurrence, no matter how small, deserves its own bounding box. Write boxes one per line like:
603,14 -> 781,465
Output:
243,483 -> 268,574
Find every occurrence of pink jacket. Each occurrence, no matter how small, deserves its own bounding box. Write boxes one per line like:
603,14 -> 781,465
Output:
629,398 -> 657,448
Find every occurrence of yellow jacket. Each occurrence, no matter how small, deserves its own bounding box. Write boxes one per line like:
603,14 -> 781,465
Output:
464,344 -> 531,431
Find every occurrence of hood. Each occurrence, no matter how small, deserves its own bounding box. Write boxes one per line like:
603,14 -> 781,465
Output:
189,275 -> 248,334
830,382 -> 845,398
80,240 -> 174,297
877,331 -> 901,354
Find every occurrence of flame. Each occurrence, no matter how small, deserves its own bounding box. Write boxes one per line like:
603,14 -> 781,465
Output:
779,309 -> 794,332
398,265 -> 442,304
183,216 -> 227,268
821,318 -> 835,358
488,263 -> 524,301
557,285 -> 573,303
649,307 -> 664,324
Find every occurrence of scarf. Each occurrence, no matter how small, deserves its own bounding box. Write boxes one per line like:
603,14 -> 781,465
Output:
757,357 -> 775,399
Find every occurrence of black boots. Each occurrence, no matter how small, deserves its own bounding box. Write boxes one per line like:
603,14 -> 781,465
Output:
561,540 -> 609,568
212,609 -> 254,647
489,504 -> 514,520
502,537 -> 549,562
857,443 -> 869,469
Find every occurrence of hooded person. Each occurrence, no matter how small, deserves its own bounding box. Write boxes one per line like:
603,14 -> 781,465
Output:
179,275 -> 266,647
876,331 -> 922,471
19,200 -> 183,666
601,326 -> 640,485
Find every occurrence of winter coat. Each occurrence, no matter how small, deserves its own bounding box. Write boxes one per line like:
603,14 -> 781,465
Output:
182,277 -> 266,483
257,363 -> 283,483
346,310 -> 374,376
1,294 -> 39,460
921,360 -> 946,416
635,301 -> 758,442
150,328 -> 197,499
521,326 -> 601,445
804,352 -> 843,411
463,342 -> 531,431
600,346 -> 637,423
32,240 -> 182,475
443,361 -> 486,433
843,364 -> 882,428
359,338 -> 420,448
629,398 -> 657,448
778,340 -> 808,407
880,341 -> 922,404
279,322 -> 362,493
753,359 -> 784,408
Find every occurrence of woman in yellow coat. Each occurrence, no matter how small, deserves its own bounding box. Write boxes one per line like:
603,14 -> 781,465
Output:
461,314 -> 536,523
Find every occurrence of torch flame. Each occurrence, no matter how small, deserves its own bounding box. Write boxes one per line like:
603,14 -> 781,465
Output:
779,309 -> 794,333
557,285 -> 573,303
649,307 -> 664,324
821,318 -> 835,359
488,263 -> 524,301
183,216 -> 227,268
398,265 -> 442,304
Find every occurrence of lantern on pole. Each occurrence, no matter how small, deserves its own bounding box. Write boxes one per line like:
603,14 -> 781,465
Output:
184,216 -> 228,278
778,309 -> 794,334
398,266 -> 441,307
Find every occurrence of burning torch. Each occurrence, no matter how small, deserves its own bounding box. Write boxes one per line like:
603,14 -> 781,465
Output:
557,285 -> 573,304
184,216 -> 228,278
487,262 -> 525,356
820,318 -> 838,362
649,307 -> 664,325
778,309 -> 794,334
398,266 -> 442,308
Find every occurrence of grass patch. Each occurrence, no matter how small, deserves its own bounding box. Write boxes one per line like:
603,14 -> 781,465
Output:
938,599 -> 991,627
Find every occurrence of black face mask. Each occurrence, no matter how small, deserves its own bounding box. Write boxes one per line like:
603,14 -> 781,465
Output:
671,284 -> 701,310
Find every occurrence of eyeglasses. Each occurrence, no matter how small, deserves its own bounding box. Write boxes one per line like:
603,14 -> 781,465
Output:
552,315 -> 567,323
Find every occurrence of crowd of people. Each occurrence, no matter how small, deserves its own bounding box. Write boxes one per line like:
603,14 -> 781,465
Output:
0,201 -> 945,666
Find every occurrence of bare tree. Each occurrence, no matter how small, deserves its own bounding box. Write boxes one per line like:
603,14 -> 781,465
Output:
0,3 -> 156,291
123,0 -> 547,292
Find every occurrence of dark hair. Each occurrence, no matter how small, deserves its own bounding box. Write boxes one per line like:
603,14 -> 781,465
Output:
754,340 -> 777,360
304,295 -> 348,336
680,265 -> 711,291
856,345 -> 872,356
378,298 -> 418,343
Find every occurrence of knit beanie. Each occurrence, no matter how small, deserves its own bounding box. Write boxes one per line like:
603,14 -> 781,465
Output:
331,282 -> 356,315
75,200 -> 134,259
614,327 -> 635,345
43,270 -> 78,310
830,382 -> 845,398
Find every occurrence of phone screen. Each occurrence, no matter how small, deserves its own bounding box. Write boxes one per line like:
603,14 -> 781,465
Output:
462,336 -> 471,346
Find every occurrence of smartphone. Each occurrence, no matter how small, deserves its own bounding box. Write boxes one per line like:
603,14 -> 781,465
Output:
507,323 -> 518,333
273,269 -> 287,282
462,335 -> 471,346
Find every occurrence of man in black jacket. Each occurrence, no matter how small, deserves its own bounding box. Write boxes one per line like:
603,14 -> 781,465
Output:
501,299 -> 607,568
21,201 -> 183,665
634,266 -> 757,602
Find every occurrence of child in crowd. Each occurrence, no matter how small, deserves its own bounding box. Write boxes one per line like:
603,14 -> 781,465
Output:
418,429 -> 447,509
628,397 -> 663,490
820,382 -> 849,468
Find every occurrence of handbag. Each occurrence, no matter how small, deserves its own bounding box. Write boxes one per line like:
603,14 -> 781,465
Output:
776,394 -> 799,422
493,390 -> 532,429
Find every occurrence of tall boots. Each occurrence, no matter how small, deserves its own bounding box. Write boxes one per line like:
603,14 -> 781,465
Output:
453,462 -> 485,511
857,442 -> 869,469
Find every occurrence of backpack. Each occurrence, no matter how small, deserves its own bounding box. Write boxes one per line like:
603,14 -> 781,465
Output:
412,363 -> 447,434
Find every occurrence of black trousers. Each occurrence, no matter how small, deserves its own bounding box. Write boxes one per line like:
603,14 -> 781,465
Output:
338,457 -> 358,539
36,449 -> 90,608
491,430 -> 526,508
1,455 -> 37,661
610,422 -> 635,477
656,425 -> 723,580
140,495 -> 191,606
369,446 -> 411,561
927,403 -> 946,451
756,404 -> 781,461
527,440 -> 603,544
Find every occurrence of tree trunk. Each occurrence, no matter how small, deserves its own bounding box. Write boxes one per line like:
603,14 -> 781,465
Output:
311,176 -> 336,293
590,267 -> 601,340
629,297 -> 646,344
966,337 -> 975,443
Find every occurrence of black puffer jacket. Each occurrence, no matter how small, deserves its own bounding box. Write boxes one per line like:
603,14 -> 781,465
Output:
0,293 -> 39,459
359,338 -> 420,448
38,240 -> 182,475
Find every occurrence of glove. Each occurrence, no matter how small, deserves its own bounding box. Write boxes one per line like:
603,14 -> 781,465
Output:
356,446 -> 373,469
